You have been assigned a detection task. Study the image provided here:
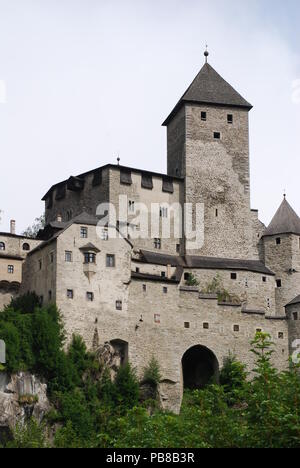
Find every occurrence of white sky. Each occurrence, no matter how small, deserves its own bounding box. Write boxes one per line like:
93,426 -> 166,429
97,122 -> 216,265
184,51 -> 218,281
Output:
0,0 -> 300,233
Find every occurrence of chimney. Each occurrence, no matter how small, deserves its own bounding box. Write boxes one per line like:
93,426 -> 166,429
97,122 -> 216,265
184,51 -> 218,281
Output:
57,214 -> 62,223
10,220 -> 16,235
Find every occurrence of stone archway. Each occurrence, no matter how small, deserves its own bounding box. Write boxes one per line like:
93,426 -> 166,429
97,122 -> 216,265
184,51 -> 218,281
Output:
182,345 -> 219,390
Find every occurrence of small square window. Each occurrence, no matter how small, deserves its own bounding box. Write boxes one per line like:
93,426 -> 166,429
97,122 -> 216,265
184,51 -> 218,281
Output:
184,273 -> 190,281
7,265 -> 14,274
67,289 -> 74,299
101,228 -> 109,241
214,132 -> 221,140
161,272 -> 166,278
184,322 -> 190,329
278,332 -> 284,340
154,314 -> 161,324
293,312 -> 298,321
116,300 -> 122,311
86,292 -> 94,302
203,323 -> 209,330
106,254 -> 115,268
136,267 -> 140,273
163,287 -> 168,294
80,227 -> 88,238
154,238 -> 161,250
227,114 -> 233,124
231,273 -> 237,280
233,325 -> 240,332
143,284 -> 147,292
276,237 -> 281,245
262,276 -> 267,283
201,111 -> 207,121
65,251 -> 72,262
276,279 -> 282,288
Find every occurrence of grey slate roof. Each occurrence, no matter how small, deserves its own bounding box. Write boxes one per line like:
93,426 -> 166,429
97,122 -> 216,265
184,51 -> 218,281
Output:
138,250 -> 274,275
163,63 -> 252,126
286,295 -> 300,307
263,198 -> 300,237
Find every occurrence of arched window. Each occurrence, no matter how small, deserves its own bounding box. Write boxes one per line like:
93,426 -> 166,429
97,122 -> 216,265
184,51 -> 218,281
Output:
23,243 -> 30,251
0,242 -> 5,251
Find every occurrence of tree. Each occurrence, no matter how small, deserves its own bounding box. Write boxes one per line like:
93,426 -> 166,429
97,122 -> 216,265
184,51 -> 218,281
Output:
22,214 -> 45,238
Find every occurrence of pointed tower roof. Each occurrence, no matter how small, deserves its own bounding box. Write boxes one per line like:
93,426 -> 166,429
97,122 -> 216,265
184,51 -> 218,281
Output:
263,197 -> 300,237
162,62 -> 252,126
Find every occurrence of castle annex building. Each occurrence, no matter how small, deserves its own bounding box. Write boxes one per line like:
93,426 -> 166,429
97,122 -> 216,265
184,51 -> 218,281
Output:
1,55 -> 300,413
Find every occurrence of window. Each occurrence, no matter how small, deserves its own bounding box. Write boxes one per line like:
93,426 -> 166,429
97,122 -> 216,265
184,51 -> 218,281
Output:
86,292 -> 94,302
141,174 -> 153,190
214,132 -> 221,139
106,254 -> 115,268
160,207 -> 168,218
267,298 -> 270,308
256,328 -> 262,333
176,244 -> 180,253
84,252 -> 96,264
7,265 -> 14,274
67,289 -> 74,299
143,284 -> 147,292
231,273 -> 237,280
262,276 -> 267,283
201,111 -> 207,121
128,200 -> 135,213
154,238 -> 161,250
80,227 -> 88,238
154,314 -> 161,324
136,267 -> 140,273
39,296 -> 44,306
50,252 -> 54,263
161,272 -> 166,278
184,322 -> 190,329
23,243 -> 30,251
245,278 -> 248,288
215,209 -> 218,217
48,290 -> 52,301
203,323 -> 209,330
227,114 -> 233,124
0,242 -> 5,251
116,300 -> 122,311
66,210 -> 73,221
276,237 -> 281,245
39,260 -> 42,270
184,273 -> 190,281
293,312 -> 298,321
163,287 -> 168,294
101,228 -> 109,241
276,279 -> 282,288
278,332 -> 284,340
233,325 -> 240,332
65,251 -> 72,262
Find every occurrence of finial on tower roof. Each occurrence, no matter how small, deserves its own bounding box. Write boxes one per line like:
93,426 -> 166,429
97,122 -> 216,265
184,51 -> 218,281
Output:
117,156 -> 120,166
204,44 -> 209,63
284,189 -> 287,199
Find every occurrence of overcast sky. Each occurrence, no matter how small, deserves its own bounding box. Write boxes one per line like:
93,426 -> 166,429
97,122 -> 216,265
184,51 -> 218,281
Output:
0,0 -> 300,233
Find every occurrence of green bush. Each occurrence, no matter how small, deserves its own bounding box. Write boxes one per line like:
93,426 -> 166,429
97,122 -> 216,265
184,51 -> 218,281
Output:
142,356 -> 162,388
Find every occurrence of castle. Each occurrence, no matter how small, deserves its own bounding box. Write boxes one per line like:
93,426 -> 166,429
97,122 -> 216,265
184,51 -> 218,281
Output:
1,53 -> 300,413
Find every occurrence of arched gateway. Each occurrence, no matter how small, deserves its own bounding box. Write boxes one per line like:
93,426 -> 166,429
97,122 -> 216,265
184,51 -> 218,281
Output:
182,345 -> 219,389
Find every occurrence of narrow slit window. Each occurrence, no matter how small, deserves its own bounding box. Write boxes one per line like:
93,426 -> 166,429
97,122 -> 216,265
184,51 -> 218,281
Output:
227,114 -> 233,124
201,111 -> 207,121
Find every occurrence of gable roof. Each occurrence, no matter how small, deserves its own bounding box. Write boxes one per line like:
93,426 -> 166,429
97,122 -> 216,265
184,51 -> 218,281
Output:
162,63 -> 252,126
263,198 -> 300,237
286,295 -> 300,307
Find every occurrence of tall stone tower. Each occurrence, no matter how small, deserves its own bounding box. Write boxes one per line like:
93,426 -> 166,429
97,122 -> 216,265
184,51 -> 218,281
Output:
262,197 -> 300,315
163,54 -> 255,259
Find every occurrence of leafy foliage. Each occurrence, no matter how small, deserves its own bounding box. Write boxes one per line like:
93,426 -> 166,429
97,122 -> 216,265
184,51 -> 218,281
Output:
142,356 -> 162,387
22,214 -> 45,238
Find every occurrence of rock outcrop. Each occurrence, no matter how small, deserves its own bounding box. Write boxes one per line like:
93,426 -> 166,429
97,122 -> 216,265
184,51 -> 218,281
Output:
0,372 -> 51,431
